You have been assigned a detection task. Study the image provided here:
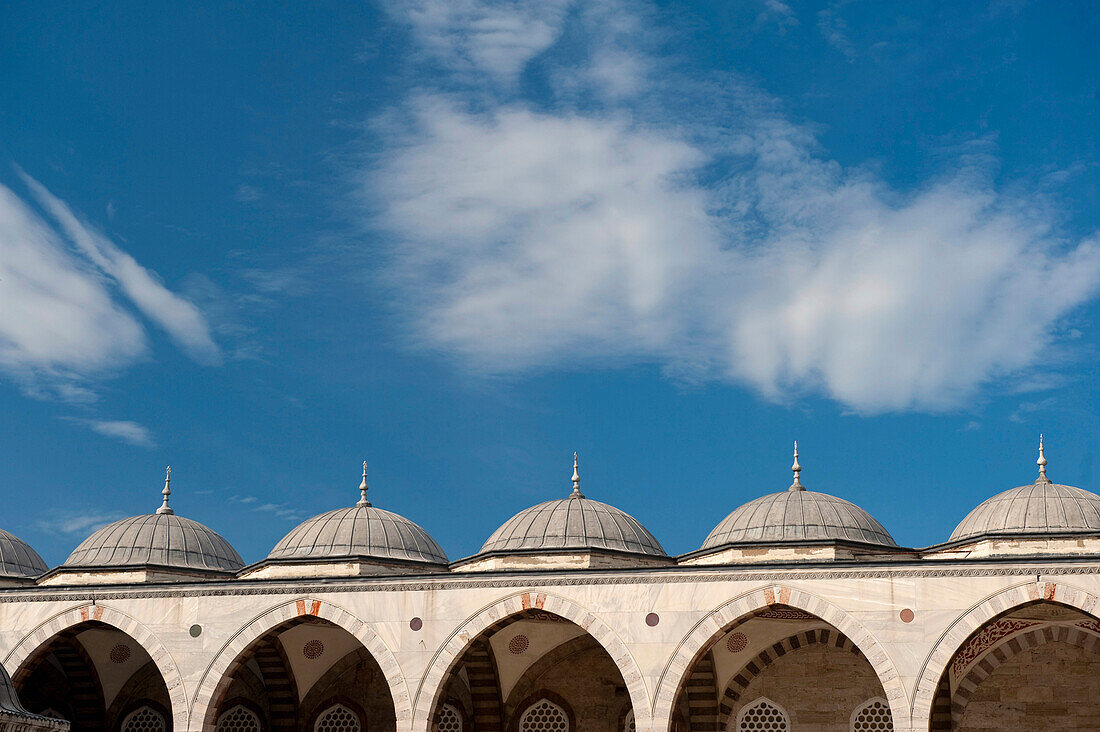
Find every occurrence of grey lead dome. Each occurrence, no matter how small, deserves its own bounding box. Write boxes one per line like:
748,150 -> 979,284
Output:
479,498 -> 667,556
64,514 -> 244,572
951,436 -> 1100,542
702,443 -> 896,549
267,462 -> 448,566
478,453 -> 666,557
0,529 -> 48,579
702,490 -> 897,548
950,480 -> 1100,542
268,506 -> 449,565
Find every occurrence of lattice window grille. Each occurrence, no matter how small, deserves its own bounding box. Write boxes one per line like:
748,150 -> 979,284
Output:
122,706 -> 167,732
314,704 -> 362,732
851,698 -> 893,732
436,703 -> 462,732
735,698 -> 788,732
519,699 -> 569,732
218,705 -> 262,732
623,709 -> 635,732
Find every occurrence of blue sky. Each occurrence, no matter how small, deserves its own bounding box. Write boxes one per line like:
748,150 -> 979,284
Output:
2,1 -> 1099,565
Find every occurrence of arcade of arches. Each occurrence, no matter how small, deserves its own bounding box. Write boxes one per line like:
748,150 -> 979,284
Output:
9,596 -> 1100,732
6,443 -> 1100,731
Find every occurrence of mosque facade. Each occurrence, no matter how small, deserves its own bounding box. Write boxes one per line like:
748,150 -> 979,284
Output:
3,441 -> 1100,732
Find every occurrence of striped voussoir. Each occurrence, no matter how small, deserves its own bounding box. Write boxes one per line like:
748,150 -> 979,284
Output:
4,604 -> 187,730
190,598 -> 410,732
15,630 -> 107,732
251,637 -> 298,732
717,629 -> 862,730
950,624 -> 1100,725
910,581 -> 1100,732
460,639 -> 505,732
411,592 -> 648,732
653,584 -> 907,732
928,678 -> 952,732
683,652 -> 719,732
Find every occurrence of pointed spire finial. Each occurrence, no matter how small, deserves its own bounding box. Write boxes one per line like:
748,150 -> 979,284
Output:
789,441 -> 805,491
357,460 -> 371,507
157,465 -> 174,515
1037,434 -> 1048,482
570,452 -> 584,499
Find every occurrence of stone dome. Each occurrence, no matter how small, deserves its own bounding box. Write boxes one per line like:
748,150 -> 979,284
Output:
701,444 -> 897,549
267,463 -> 448,566
950,442 -> 1100,542
0,529 -> 47,579
477,455 -> 666,558
63,468 -> 243,573
64,513 -> 244,572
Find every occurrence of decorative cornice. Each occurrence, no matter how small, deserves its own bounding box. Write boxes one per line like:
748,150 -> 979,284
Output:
2,560 -> 1099,603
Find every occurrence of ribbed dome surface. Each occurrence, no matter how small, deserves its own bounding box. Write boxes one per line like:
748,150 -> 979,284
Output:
0,529 -> 47,579
950,479 -> 1100,542
269,506 -> 448,565
702,490 -> 897,549
479,497 -> 667,556
65,514 -> 243,572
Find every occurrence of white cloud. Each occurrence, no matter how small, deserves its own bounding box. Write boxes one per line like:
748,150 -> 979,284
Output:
65,418 -> 156,448
362,0 -> 1100,413
388,0 -> 572,82
0,171 -> 219,397
366,98 -> 1100,412
19,171 -> 221,366
0,184 -> 147,393
369,99 -> 718,369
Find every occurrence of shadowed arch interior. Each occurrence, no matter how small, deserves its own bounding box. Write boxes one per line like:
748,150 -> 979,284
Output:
930,599 -> 1100,732
430,610 -> 631,732
670,605 -> 890,732
13,621 -> 171,732
208,615 -> 396,732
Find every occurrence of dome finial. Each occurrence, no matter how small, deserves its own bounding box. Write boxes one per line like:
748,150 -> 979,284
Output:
357,460 -> 371,507
157,466 -> 174,515
570,452 -> 584,499
789,441 -> 805,491
1037,434 -> 1049,483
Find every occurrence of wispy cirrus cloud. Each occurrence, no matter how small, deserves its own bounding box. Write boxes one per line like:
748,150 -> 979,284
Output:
0,170 -> 220,398
360,0 -> 1100,413
19,170 -> 221,366
387,0 -> 572,83
62,418 -> 156,448
229,494 -> 306,521
35,511 -> 126,536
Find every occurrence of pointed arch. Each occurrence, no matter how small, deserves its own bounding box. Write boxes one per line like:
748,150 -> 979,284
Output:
850,697 -> 892,731
911,580 -> 1100,731
411,591 -> 650,732
188,598 -> 409,732
717,628 -> 866,730
3,603 -> 186,729
653,585 -> 907,731
734,697 -> 788,732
